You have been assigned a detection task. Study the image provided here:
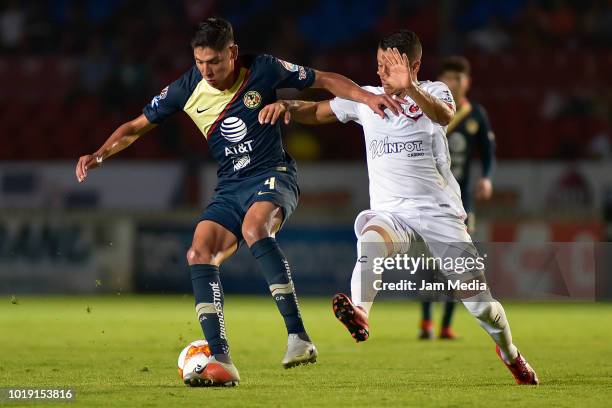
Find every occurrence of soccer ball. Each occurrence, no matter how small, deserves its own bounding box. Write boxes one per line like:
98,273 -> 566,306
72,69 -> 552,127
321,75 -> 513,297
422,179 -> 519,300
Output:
177,340 -> 212,382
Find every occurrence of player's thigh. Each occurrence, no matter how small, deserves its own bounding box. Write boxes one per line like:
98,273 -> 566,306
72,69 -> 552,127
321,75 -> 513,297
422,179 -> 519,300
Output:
187,220 -> 238,266
417,213 -> 483,281
415,212 -> 473,243
242,170 -> 299,244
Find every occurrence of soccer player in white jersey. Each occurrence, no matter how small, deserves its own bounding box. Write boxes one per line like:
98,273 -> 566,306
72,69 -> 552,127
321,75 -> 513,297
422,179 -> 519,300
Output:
258,30 -> 538,385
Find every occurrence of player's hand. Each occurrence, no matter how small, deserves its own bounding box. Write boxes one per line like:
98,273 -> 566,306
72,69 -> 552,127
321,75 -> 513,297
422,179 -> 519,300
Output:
382,47 -> 415,92
475,177 -> 493,200
258,101 -> 291,125
75,154 -> 102,183
365,93 -> 402,119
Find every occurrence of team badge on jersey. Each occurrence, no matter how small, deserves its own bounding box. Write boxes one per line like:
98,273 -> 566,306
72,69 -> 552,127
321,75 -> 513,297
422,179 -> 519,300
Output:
440,89 -> 455,110
278,58 -> 299,72
243,90 -> 262,109
466,118 -> 479,135
404,103 -> 423,121
278,58 -> 307,80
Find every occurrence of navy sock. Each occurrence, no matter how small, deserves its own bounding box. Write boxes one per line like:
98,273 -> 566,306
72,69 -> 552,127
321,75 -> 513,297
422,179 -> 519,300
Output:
190,264 -> 229,356
421,301 -> 432,321
250,237 -> 306,335
442,301 -> 456,327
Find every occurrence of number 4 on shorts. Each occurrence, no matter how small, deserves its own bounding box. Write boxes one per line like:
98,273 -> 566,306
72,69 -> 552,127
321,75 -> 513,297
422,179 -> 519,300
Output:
264,176 -> 276,190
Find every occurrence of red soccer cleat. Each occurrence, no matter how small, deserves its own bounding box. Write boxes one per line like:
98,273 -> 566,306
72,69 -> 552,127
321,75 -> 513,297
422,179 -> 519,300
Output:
184,356 -> 240,387
332,293 -> 370,342
496,345 -> 539,385
419,319 -> 433,340
439,325 -> 457,340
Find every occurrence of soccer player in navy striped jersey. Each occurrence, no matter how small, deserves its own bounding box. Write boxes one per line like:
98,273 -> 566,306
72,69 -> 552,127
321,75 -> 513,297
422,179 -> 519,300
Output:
75,17 -> 402,387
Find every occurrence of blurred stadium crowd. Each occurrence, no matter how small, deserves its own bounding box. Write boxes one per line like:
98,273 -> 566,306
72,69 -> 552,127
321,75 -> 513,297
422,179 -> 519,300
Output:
1,1 -> 610,297
1,0 -> 610,160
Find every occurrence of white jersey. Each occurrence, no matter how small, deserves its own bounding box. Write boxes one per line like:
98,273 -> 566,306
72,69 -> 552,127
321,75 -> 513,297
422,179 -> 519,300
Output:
330,82 -> 466,219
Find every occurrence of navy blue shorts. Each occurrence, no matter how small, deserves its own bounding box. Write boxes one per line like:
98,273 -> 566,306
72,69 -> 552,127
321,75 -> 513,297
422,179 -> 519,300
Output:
199,167 -> 300,242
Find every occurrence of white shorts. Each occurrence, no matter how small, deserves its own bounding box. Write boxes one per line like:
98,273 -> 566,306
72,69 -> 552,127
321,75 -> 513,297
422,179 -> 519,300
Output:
354,209 -> 479,277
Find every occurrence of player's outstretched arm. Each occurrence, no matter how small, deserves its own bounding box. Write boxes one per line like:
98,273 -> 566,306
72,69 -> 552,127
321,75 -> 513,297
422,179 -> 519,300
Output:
382,48 -> 454,125
75,114 -> 156,183
258,100 -> 337,126
311,70 -> 401,119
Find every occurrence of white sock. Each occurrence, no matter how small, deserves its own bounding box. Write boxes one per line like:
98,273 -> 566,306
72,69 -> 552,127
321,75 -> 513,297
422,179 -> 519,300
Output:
350,261 -> 374,315
350,229 -> 389,316
462,293 -> 519,363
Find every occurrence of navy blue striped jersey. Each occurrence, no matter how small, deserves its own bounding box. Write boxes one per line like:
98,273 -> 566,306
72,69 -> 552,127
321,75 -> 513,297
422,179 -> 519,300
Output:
143,54 -> 315,180
446,100 -> 495,210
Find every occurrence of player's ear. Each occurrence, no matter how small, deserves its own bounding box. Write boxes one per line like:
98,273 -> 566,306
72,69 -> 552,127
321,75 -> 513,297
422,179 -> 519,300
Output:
412,59 -> 421,74
229,44 -> 239,60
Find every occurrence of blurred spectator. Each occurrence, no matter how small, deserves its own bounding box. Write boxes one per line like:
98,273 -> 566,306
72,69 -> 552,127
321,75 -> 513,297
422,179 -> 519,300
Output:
0,0 -> 610,161
78,37 -> 111,94
298,0 -> 381,50
547,167 -> 593,209
466,16 -> 512,52
0,0 -> 24,53
588,129 -> 612,160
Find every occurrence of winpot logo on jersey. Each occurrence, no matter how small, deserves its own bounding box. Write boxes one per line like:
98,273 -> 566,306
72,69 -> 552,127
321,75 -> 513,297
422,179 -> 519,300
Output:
369,137 -> 424,159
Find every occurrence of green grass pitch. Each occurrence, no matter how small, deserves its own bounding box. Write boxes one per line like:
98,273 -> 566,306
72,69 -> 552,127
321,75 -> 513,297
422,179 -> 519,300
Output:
1,295 -> 611,407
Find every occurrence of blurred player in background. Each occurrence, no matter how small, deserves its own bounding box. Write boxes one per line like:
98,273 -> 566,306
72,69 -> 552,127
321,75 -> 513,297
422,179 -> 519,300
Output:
75,17 -> 401,387
259,30 -> 537,385
419,56 -> 496,340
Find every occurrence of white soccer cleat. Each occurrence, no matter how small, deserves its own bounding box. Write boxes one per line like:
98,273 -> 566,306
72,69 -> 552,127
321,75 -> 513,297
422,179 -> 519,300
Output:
282,333 -> 318,368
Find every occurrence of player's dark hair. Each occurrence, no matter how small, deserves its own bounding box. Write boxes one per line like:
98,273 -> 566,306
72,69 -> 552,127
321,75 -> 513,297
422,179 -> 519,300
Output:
439,56 -> 471,76
378,30 -> 422,62
191,17 -> 234,50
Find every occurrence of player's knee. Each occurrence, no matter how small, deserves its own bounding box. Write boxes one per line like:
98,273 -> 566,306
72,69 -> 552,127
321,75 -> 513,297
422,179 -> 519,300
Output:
463,299 -> 502,325
463,301 -> 490,320
186,246 -> 215,265
242,222 -> 269,246
358,223 -> 395,257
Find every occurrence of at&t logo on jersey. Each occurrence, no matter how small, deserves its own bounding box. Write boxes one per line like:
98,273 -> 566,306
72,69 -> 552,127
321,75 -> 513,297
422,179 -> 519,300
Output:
221,116 -> 254,171
221,116 -> 247,143
370,137 -> 424,159
224,140 -> 254,157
